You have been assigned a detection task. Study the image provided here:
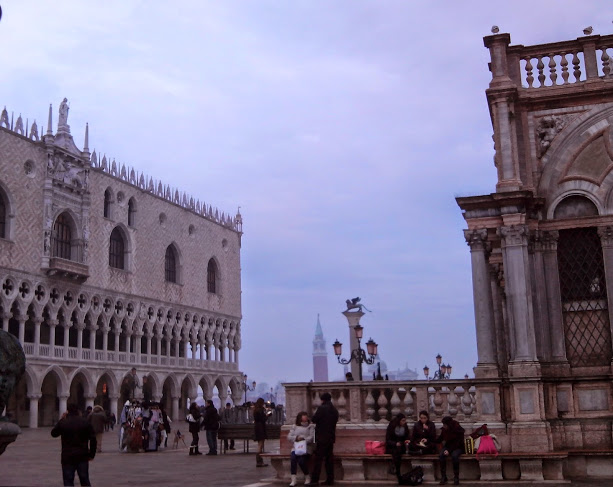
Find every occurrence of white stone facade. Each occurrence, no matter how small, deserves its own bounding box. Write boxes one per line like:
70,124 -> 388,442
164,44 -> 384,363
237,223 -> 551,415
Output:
0,101 -> 244,427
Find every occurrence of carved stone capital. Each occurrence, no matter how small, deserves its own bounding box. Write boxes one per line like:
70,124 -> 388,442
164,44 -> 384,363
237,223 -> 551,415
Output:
598,226 -> 613,248
464,228 -> 490,252
498,225 -> 529,247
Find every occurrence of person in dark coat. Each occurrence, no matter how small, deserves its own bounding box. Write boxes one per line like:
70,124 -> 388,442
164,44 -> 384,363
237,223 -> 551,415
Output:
51,403 -> 97,487
88,405 -> 107,453
310,392 -> 339,486
203,399 -> 220,455
253,397 -> 269,467
187,402 -> 202,455
436,416 -> 465,485
409,410 -> 437,454
385,413 -> 410,478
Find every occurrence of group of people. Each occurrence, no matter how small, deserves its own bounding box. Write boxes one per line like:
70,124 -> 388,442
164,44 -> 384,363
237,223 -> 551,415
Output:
186,399 -> 222,455
118,400 -> 172,453
386,411 -> 465,485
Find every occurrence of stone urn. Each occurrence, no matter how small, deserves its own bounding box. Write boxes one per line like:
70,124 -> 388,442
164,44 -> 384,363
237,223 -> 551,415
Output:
0,329 -> 26,455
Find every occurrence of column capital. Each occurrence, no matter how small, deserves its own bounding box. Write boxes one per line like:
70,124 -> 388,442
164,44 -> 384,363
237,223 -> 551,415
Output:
27,393 -> 42,400
498,224 -> 529,247
598,226 -> 613,248
464,228 -> 490,252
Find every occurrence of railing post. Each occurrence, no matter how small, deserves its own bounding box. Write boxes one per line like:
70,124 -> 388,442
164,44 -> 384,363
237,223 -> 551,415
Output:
581,36 -> 599,80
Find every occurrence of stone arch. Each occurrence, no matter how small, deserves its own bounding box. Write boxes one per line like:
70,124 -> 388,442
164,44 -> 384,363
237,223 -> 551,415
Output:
41,365 -> 69,395
69,368 -> 95,410
0,178 -> 16,240
95,371 -> 117,411
144,370 -> 161,399
198,375 -> 213,399
164,242 -> 182,284
550,192 -> 600,220
95,370 -> 119,397
127,196 -> 137,227
206,257 -> 221,294
109,223 -> 132,271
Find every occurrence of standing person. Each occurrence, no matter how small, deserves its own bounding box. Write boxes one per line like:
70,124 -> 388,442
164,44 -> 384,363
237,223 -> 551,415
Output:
385,413 -> 410,478
187,402 -> 202,455
310,392 -> 339,486
287,411 -> 315,486
203,399 -> 220,455
409,410 -> 437,454
253,398 -> 269,467
51,403 -> 97,487
88,405 -> 107,453
160,406 -> 172,448
221,402 -> 235,451
436,416 -> 465,485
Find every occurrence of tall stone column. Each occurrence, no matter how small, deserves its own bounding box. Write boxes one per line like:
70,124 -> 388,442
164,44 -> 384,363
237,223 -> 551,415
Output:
171,396 -> 180,421
63,323 -> 70,357
114,331 -> 120,354
166,338 -> 171,360
49,320 -> 58,348
598,226 -> 613,367
18,315 -> 26,345
33,317 -> 42,355
156,333 -> 162,357
146,332 -> 152,364
88,326 -> 96,352
102,326 -> 109,353
1,312 -> 8,332
109,394 -> 119,420
28,394 -> 41,428
77,326 -> 83,360
464,229 -> 497,376
59,394 -> 69,415
199,339 -> 205,361
499,225 -> 539,369
342,310 -> 365,380
540,231 -> 567,364
85,395 -> 95,411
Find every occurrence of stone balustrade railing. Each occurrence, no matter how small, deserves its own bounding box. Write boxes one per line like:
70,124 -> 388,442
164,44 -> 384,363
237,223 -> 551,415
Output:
284,379 -> 504,425
500,34 -> 613,89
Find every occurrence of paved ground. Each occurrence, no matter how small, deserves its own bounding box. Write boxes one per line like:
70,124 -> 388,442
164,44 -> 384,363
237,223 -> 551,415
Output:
1,426 -> 612,487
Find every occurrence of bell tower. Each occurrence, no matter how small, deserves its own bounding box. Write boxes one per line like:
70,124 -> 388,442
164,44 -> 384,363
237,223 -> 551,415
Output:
312,314 -> 329,382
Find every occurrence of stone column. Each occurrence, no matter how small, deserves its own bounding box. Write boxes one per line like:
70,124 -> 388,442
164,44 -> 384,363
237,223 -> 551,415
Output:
599,227 -> 613,366
124,332 -> 131,354
63,323 -> 70,357
156,334 -> 162,357
33,317 -> 42,355
541,231 -> 567,363
89,327 -> 96,352
59,394 -> 69,415
114,331 -> 120,354
464,229 -> 497,375
499,225 -> 539,367
171,396 -> 180,421
102,326 -> 109,353
77,326 -> 83,360
146,332 -> 152,364
18,315 -> 26,344
109,394 -> 119,420
1,312 -> 9,332
199,339 -> 205,361
530,232 -> 551,361
28,394 -> 41,428
166,338 -> 171,360
342,310 -> 364,380
85,395 -> 95,411
49,320 -> 58,348
234,349 -> 239,364
175,336 -> 180,360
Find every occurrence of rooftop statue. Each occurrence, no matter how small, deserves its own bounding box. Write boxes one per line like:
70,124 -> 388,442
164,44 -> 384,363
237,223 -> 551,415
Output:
58,97 -> 69,127
345,297 -> 371,313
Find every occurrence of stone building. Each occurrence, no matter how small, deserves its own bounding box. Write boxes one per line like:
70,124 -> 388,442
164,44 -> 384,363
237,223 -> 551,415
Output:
312,314 -> 328,382
0,100 -> 244,427
457,31 -> 613,454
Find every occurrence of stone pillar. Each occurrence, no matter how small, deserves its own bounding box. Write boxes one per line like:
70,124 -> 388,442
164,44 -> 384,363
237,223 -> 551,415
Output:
541,231 -> 567,363
59,394 -> 69,415
146,333 -> 152,364
28,394 -> 41,428
102,326 -> 109,353
214,340 -> 219,361
114,331 -> 120,354
77,327 -> 83,360
63,324 -> 70,356
85,395 -> 95,411
135,332 -> 143,363
199,340 -> 204,361
109,395 -> 119,420
89,327 -> 95,352
234,349 -> 239,364
18,315 -> 26,345
464,229 -> 497,376
124,332 -> 131,354
175,337 -> 180,360
33,317 -> 42,355
171,396 -> 180,422
156,334 -> 162,357
49,320 -> 58,348
342,310 -> 364,380
1,312 -> 9,332
166,338 -> 171,359
499,225 -> 539,368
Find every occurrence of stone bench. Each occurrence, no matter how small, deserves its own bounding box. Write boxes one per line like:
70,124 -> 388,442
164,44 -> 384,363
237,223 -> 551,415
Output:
261,451 -> 569,483
217,424 -> 282,454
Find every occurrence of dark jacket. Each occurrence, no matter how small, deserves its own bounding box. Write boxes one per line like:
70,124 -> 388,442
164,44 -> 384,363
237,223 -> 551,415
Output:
253,408 -> 268,441
385,421 -> 410,453
312,400 -> 339,444
203,404 -> 221,431
89,407 -> 107,434
411,420 -> 436,445
51,413 -> 97,464
436,419 -> 465,452
187,404 -> 201,434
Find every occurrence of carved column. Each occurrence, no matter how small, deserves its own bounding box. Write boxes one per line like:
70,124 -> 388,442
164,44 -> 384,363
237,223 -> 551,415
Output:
114,329 -> 120,354
464,229 -> 498,373
1,312 -> 9,332
76,325 -> 84,360
28,394 -> 41,428
146,331 -> 152,364
530,231 -> 551,361
156,332 -> 162,357
171,396 -> 180,421
499,225 -> 538,365
109,394 -> 119,420
33,317 -> 42,355
63,322 -> 70,357
489,263 -> 509,375
540,231 -> 567,363
199,338 -> 205,361
59,394 -> 69,415
88,325 -> 96,352
49,319 -> 58,348
18,314 -> 26,344
598,226 -> 613,363
135,331 -> 143,364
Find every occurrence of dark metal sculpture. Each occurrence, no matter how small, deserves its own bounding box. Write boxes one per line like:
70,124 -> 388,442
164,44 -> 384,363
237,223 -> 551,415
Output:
0,329 -> 26,454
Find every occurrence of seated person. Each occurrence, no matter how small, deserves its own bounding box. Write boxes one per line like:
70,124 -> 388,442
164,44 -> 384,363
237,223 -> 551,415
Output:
385,413 -> 410,478
409,409 -> 437,454
436,416 -> 465,485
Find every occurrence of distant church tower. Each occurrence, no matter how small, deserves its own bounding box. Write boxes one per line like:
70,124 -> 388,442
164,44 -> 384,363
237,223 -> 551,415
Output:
313,314 -> 329,382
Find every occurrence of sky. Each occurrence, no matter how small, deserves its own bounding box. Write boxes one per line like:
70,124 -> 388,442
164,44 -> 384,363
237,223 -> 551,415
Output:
1,1 -> 612,389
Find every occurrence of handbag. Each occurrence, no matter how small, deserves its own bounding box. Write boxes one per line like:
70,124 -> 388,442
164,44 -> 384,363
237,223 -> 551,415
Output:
475,434 -> 499,459
464,436 -> 475,455
294,439 -> 308,456
365,440 -> 386,455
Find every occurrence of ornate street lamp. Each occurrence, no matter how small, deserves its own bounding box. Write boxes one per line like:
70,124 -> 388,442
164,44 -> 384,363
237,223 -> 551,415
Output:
333,325 -> 378,381
423,354 -> 452,380
242,374 -> 256,403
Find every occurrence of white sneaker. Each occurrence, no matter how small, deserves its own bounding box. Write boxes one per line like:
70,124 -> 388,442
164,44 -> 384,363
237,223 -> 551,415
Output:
304,475 -> 311,485
289,474 -> 297,486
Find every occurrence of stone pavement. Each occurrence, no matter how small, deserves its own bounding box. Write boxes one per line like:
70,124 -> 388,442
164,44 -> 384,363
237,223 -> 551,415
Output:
0,426 -> 612,487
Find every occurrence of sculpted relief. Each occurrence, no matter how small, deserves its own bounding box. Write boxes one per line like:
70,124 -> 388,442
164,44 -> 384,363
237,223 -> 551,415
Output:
47,154 -> 89,189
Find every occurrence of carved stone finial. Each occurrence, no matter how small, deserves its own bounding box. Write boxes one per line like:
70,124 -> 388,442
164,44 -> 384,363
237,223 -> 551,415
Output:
0,107 -> 9,129
83,123 -> 89,153
14,114 -> 24,135
46,104 -> 53,135
30,120 -> 39,141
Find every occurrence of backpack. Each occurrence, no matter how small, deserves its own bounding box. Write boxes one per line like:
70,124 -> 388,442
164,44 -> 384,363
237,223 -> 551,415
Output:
398,466 -> 424,486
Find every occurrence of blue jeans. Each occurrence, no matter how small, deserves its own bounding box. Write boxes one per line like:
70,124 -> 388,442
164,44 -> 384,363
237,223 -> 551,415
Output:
206,429 -> 217,453
290,451 -> 310,475
62,461 -> 91,486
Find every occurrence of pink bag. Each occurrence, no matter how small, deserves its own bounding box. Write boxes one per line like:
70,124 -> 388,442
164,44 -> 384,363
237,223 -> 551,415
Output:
475,435 -> 498,459
365,440 -> 386,455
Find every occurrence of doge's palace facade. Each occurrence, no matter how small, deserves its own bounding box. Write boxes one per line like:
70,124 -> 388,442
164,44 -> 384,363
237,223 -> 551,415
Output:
0,100 -> 244,427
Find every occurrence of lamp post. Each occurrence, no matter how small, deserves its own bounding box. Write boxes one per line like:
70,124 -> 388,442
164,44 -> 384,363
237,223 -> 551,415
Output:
332,324 -> 378,381
242,374 -> 256,404
423,354 -> 452,380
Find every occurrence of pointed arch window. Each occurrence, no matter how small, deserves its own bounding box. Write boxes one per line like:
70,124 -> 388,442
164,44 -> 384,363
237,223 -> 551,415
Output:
207,259 -> 218,294
109,227 -> 125,269
0,191 -> 5,239
52,213 -> 72,260
104,189 -> 112,218
165,245 -> 177,283
128,198 -> 136,227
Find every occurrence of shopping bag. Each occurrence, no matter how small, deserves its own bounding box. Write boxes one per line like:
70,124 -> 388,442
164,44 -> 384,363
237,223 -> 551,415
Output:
294,439 -> 308,456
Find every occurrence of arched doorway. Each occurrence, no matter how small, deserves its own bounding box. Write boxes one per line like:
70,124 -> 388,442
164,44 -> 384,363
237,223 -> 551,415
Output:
40,372 -> 60,426
95,373 -> 113,412
68,373 -> 88,414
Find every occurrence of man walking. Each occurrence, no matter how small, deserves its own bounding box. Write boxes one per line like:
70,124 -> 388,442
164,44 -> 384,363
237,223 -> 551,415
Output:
89,405 -> 106,453
221,402 -> 235,451
203,399 -> 220,455
310,392 -> 339,486
51,403 -> 97,487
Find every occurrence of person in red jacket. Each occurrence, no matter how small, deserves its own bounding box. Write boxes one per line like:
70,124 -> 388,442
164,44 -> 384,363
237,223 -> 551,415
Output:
436,416 -> 465,485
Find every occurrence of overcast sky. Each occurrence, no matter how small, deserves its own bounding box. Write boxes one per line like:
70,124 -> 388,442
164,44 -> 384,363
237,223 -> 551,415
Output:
1,1 -> 612,389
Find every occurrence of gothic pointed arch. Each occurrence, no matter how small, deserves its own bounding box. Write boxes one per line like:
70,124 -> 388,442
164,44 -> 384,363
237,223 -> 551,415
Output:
127,197 -> 137,227
109,224 -> 130,270
69,367 -> 95,398
52,211 -> 78,261
103,187 -> 114,219
0,180 -> 13,240
165,243 -> 182,284
207,257 -> 220,294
